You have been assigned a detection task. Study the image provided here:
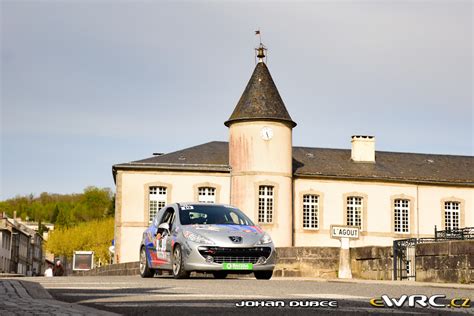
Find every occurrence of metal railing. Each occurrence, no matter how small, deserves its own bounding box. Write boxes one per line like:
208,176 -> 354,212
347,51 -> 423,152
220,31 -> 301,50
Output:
435,226 -> 474,240
393,226 -> 474,281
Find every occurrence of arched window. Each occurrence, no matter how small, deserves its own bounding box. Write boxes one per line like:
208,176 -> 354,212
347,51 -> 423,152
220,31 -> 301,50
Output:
302,194 -> 319,229
258,186 -> 274,223
148,186 -> 167,222
346,196 -> 362,227
394,199 -> 410,233
444,201 -> 460,230
198,187 -> 216,203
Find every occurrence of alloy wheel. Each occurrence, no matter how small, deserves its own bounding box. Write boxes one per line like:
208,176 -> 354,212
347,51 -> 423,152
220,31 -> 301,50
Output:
173,247 -> 181,275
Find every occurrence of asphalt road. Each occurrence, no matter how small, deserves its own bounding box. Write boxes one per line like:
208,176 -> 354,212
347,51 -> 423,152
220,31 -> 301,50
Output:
24,275 -> 473,315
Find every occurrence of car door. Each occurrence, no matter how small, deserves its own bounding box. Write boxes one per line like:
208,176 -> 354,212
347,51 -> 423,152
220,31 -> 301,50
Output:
164,207 -> 179,268
153,207 -> 175,269
146,208 -> 166,269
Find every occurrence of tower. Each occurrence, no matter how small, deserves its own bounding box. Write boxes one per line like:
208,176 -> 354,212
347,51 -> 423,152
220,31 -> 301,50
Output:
225,44 -> 296,246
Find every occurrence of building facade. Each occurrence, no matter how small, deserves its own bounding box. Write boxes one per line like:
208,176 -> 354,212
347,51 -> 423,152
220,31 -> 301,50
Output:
113,45 -> 473,263
0,213 -> 45,275
0,227 -> 12,273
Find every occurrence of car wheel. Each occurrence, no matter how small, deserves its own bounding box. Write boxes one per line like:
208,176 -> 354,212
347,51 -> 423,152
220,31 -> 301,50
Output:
254,271 -> 273,280
139,246 -> 155,278
212,271 -> 228,279
172,244 -> 190,279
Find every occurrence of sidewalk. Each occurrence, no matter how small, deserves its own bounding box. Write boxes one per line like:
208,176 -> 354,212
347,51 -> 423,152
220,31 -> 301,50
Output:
0,278 -> 118,316
271,276 -> 474,289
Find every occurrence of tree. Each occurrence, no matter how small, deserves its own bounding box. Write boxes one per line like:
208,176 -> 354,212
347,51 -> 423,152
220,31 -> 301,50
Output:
45,218 -> 114,263
51,205 -> 60,223
55,207 -> 74,228
0,187 -> 114,224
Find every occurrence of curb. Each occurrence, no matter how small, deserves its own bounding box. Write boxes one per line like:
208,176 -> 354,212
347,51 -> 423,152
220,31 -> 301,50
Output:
6,279 -> 120,315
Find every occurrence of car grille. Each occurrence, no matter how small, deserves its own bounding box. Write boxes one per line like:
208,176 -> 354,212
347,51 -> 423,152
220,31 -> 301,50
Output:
198,247 -> 272,263
213,256 -> 260,264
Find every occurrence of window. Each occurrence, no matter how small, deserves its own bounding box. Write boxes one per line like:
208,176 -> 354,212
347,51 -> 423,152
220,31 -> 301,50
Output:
394,199 -> 410,233
444,201 -> 460,230
159,207 -> 175,231
149,186 -> 167,222
303,194 -> 319,229
198,187 -> 216,203
258,186 -> 274,223
346,196 -> 362,227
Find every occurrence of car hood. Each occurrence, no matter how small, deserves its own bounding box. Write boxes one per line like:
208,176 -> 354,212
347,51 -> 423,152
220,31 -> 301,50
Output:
182,224 -> 266,247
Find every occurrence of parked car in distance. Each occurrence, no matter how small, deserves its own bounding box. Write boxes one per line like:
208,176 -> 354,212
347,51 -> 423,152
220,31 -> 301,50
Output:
139,203 -> 275,280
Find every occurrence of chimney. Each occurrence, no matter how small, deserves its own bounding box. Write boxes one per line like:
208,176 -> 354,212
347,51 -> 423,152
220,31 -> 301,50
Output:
351,135 -> 375,163
13,211 -> 17,220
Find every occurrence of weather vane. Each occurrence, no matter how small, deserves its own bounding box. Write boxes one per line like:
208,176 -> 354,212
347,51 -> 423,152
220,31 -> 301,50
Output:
255,29 -> 262,45
255,29 -> 267,64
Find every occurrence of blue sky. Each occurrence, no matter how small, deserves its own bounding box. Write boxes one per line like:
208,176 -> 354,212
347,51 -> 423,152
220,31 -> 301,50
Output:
1,1 -> 472,200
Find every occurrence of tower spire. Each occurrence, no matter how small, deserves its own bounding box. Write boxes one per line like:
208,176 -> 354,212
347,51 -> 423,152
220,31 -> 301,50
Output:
254,29 -> 267,63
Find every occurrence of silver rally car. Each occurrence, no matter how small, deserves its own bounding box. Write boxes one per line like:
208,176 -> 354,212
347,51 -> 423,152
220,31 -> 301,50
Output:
139,203 -> 276,279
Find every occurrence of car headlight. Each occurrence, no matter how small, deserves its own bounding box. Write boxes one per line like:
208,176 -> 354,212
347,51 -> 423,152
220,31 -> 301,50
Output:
183,231 -> 215,245
257,233 -> 272,245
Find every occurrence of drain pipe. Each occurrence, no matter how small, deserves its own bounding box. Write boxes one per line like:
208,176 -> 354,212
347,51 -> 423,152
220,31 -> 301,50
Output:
291,178 -> 295,247
416,185 -> 420,238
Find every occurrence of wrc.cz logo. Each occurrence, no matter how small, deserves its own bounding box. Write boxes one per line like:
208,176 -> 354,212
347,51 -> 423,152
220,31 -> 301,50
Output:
370,295 -> 471,308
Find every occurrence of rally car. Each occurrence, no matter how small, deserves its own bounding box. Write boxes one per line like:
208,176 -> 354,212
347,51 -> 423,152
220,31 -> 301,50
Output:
139,203 -> 275,279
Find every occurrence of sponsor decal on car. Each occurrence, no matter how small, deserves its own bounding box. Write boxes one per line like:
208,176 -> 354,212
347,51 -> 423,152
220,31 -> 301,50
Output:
222,263 -> 253,270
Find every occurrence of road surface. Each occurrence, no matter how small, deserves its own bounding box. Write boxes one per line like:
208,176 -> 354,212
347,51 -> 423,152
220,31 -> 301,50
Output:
22,275 -> 474,315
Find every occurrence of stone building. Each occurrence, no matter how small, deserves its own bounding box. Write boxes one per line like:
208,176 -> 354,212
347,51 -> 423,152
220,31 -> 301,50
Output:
112,45 -> 473,263
0,213 -> 45,275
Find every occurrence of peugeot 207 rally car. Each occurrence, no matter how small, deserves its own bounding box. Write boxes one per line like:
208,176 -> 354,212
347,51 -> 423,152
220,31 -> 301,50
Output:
139,203 -> 275,279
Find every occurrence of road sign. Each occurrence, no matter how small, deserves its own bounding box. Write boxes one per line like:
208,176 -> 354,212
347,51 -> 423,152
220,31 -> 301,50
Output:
73,251 -> 94,271
330,225 -> 360,280
330,225 -> 360,239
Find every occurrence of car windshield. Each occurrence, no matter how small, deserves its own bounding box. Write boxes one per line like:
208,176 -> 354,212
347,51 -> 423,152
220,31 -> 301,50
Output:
179,205 -> 255,226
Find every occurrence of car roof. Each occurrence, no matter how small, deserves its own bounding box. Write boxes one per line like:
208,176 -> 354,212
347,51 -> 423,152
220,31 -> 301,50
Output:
174,202 -> 235,208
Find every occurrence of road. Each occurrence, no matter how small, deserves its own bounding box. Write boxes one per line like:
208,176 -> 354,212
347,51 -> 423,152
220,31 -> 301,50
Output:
23,275 -> 473,315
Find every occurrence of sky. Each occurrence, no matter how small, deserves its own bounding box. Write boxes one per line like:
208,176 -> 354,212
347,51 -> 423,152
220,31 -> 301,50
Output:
1,0 -> 472,200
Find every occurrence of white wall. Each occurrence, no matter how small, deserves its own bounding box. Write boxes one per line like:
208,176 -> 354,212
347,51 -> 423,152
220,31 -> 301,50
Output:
294,178 -> 473,247
116,169 -> 473,262
116,170 -> 231,263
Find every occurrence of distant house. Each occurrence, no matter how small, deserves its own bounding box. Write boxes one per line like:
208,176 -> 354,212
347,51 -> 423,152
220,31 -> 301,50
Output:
0,213 -> 46,275
112,44 -> 474,264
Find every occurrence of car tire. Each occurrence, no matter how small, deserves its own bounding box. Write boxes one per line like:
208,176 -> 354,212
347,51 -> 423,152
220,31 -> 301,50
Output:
254,270 -> 273,280
212,271 -> 228,279
172,244 -> 190,279
139,246 -> 155,278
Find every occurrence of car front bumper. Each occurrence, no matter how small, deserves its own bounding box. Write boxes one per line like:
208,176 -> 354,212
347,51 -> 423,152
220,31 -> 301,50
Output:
182,242 -> 276,272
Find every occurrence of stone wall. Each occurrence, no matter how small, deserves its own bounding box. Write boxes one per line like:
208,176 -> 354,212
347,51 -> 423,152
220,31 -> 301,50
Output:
74,246 -> 389,279
415,240 -> 473,284
350,246 -> 393,280
274,247 -> 340,278
73,261 -> 139,276
75,243 -> 474,284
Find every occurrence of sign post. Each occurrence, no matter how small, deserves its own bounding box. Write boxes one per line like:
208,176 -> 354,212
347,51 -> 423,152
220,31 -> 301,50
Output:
72,251 -> 94,271
330,225 -> 360,279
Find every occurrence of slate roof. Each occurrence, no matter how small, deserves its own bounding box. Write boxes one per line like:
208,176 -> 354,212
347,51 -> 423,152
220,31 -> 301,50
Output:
113,141 -> 474,186
224,62 -> 296,128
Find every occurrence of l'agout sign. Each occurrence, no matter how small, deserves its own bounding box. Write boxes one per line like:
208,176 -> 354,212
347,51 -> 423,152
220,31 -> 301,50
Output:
330,225 -> 360,239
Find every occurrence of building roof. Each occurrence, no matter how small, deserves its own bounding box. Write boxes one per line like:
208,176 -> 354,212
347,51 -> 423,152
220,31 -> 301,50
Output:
224,62 -> 296,128
113,142 -> 230,176
113,141 -> 474,186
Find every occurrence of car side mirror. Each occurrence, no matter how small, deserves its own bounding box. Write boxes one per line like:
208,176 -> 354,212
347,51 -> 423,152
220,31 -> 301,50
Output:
158,222 -> 170,233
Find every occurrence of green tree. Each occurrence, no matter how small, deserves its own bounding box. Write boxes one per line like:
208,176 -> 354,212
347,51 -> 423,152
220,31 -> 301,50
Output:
45,218 -> 114,263
51,205 -> 60,223
0,186 -> 114,224
55,207 -> 74,228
